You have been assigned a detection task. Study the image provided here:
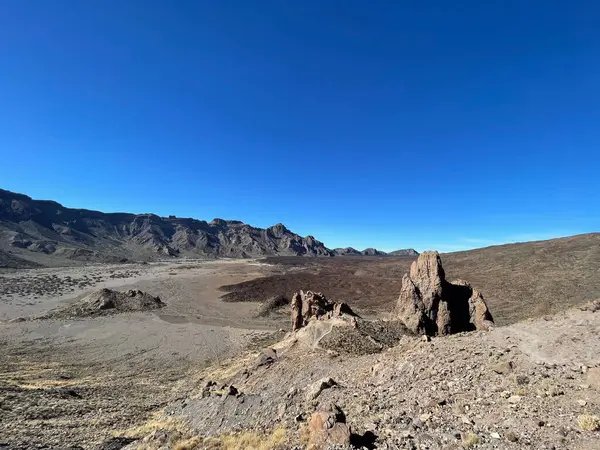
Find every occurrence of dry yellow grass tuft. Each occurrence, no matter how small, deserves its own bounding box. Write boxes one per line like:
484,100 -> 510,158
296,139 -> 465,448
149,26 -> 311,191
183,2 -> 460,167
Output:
173,437 -> 201,450
209,425 -> 287,450
462,432 -> 480,448
118,414 -> 189,438
195,352 -> 259,390
577,414 -> 600,431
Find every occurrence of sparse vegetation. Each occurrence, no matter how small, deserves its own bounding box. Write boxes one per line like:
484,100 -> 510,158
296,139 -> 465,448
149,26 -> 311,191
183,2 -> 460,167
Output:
462,432 -> 481,447
578,414 -> 600,431
216,426 -> 287,450
166,426 -> 288,450
173,437 -> 201,450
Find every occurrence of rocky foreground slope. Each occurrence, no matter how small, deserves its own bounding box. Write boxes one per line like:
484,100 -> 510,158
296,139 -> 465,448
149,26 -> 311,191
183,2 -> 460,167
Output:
115,254 -> 600,449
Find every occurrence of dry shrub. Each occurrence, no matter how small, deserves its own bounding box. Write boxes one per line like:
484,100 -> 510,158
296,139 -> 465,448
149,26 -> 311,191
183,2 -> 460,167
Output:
211,425 -> 287,450
173,437 -> 201,450
462,432 -> 480,448
578,414 -> 600,431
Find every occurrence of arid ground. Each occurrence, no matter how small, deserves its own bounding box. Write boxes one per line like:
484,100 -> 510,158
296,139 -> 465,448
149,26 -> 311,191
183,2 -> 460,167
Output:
1,234 -> 599,448
0,260 -> 281,448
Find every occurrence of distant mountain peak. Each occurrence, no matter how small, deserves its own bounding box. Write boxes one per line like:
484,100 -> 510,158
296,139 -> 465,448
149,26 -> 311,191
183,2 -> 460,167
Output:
388,248 -> 420,256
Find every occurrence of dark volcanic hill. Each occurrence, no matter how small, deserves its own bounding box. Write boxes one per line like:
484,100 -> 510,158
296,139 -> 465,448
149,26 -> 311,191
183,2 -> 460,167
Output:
388,248 -> 419,256
0,189 -> 333,267
332,247 -> 363,256
361,248 -> 388,256
333,247 -> 420,257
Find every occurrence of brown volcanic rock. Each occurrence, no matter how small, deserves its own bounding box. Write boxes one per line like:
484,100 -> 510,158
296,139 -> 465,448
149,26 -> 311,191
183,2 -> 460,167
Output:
291,290 -> 355,331
307,404 -> 352,449
396,251 -> 494,335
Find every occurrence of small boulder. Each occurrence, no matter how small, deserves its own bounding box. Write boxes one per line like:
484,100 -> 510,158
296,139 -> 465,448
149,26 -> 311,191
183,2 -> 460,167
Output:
587,367 -> 600,390
492,361 -> 514,375
307,404 -> 352,449
305,377 -> 336,401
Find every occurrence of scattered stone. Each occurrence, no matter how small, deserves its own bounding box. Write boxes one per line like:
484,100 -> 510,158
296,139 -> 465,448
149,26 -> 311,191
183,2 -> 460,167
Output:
395,251 -> 494,335
490,432 -> 501,439
492,361 -> 514,374
256,348 -> 278,368
305,377 -> 336,401
412,417 -> 425,429
586,367 -> 600,390
227,385 -> 239,396
419,413 -> 432,422
505,431 -> 519,442
97,437 -> 137,450
461,415 -> 474,425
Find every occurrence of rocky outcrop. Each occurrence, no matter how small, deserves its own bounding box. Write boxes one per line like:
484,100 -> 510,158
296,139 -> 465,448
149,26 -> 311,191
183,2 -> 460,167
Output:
37,288 -> 165,319
395,251 -> 494,335
291,290 -> 356,331
307,404 -> 352,449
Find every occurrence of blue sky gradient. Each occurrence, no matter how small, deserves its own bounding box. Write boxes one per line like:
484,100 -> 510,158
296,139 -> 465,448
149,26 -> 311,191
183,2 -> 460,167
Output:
1,1 -> 599,252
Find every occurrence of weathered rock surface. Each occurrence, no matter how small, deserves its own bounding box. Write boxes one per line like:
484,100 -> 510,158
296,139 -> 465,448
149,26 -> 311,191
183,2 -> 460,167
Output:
307,404 -> 352,449
126,299 -> 600,450
291,290 -> 356,331
396,251 -> 494,335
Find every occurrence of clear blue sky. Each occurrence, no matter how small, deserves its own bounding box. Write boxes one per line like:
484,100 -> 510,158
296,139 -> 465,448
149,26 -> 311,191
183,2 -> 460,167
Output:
1,1 -> 599,252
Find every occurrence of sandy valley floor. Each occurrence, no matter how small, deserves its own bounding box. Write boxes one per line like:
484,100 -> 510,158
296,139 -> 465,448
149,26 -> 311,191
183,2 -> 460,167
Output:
0,260 -> 281,448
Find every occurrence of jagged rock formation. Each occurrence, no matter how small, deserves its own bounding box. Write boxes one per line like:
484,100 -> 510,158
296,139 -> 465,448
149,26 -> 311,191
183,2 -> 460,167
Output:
291,290 -> 356,331
0,189 -> 333,266
396,251 -> 494,335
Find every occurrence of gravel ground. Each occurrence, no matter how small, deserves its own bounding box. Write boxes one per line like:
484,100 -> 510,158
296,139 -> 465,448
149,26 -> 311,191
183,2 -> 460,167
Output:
0,260 -> 279,449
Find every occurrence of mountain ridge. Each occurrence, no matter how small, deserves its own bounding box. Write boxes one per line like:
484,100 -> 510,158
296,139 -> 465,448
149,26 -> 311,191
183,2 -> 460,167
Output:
0,189 -> 336,266
332,247 -> 419,257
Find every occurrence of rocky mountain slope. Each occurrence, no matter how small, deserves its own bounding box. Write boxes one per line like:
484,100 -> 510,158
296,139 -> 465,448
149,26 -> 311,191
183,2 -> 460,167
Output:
388,248 -> 420,256
332,247 -> 419,257
0,189 -> 334,267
